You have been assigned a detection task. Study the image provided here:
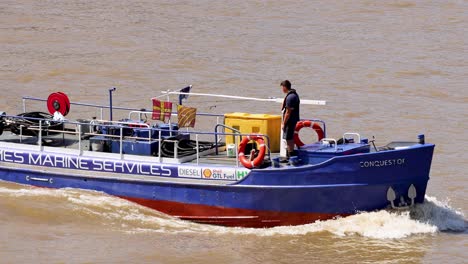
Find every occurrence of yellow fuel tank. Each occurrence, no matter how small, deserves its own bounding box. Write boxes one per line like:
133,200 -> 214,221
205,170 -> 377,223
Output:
224,112 -> 281,152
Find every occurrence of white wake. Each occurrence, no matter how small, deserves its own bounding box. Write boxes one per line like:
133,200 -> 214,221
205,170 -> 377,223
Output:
0,185 -> 466,239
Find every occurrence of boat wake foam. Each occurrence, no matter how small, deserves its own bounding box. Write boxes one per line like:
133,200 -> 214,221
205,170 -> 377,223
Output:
0,185 -> 466,239
215,197 -> 466,239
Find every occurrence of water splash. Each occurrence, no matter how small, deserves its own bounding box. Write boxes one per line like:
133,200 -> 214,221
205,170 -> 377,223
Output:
410,196 -> 467,232
216,210 -> 437,239
0,185 -> 466,239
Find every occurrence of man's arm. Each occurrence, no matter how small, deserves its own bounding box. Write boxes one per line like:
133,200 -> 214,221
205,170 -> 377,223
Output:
282,107 -> 293,128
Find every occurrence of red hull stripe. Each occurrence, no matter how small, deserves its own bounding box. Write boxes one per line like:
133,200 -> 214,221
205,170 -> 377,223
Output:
122,196 -> 343,228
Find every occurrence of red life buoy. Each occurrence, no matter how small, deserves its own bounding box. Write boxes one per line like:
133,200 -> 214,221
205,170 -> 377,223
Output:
238,134 -> 266,169
293,120 -> 325,147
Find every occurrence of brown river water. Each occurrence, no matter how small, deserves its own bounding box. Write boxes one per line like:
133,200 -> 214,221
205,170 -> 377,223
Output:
0,1 -> 467,263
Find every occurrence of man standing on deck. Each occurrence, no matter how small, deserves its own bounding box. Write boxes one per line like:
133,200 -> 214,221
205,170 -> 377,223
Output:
281,80 -> 300,160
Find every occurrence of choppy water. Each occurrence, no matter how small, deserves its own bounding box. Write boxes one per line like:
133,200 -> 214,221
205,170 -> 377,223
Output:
0,0 -> 467,263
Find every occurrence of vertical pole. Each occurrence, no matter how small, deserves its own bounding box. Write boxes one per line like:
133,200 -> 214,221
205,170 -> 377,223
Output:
235,134 -> 239,167
78,123 -> 82,155
109,90 -> 113,121
166,90 -> 172,135
166,89 -> 170,103
158,130 -> 162,162
120,126 -> 123,159
38,120 -> 42,150
109,87 -> 116,121
196,134 -> 199,165
216,116 -> 221,154
215,127 -> 219,155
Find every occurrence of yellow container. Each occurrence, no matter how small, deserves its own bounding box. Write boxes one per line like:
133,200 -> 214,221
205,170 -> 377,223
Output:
224,112 -> 282,152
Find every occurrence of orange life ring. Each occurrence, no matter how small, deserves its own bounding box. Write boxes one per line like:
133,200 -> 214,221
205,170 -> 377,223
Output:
238,134 -> 266,169
293,120 -> 325,147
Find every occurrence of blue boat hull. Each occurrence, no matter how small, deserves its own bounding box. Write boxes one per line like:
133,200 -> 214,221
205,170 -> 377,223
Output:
0,144 -> 434,227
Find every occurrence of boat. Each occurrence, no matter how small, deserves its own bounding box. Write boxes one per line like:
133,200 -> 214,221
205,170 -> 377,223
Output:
0,88 -> 435,228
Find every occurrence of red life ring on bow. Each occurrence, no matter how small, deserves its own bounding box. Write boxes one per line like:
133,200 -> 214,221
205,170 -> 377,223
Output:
293,120 -> 324,147
238,134 -> 266,169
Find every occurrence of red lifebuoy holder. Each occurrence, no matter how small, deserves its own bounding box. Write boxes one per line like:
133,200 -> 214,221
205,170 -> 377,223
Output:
293,120 -> 325,147
238,134 -> 266,169
47,92 -> 70,116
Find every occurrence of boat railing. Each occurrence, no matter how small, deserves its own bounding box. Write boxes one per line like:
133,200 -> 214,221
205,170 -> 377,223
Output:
342,132 -> 361,144
23,96 -> 116,121
214,123 -> 242,156
22,96 -> 225,124
127,110 -> 224,124
22,96 -> 227,145
212,123 -> 272,165
1,114 -> 270,168
303,119 -> 326,138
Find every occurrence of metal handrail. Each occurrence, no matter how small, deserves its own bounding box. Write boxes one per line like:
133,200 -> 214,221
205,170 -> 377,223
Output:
342,132 -> 361,144
127,110 -> 224,120
12,98 -> 301,167
320,138 -> 338,152
301,118 -> 327,138
214,123 -> 241,155
22,96 -> 225,121
212,123 -> 272,161
2,112 -> 277,167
